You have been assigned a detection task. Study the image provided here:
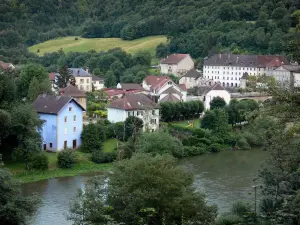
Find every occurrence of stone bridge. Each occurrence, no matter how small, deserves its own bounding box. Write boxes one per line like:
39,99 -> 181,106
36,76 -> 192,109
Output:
230,92 -> 272,102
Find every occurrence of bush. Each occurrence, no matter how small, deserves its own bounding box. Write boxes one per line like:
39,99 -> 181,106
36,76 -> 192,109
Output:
74,37 -> 79,40
81,124 -> 105,152
192,128 -> 206,138
199,138 -> 211,145
215,214 -> 243,225
242,131 -> 260,147
92,151 -> 116,164
207,143 -> 223,153
236,138 -> 251,150
57,149 -> 78,168
183,146 -> 207,157
29,153 -> 48,170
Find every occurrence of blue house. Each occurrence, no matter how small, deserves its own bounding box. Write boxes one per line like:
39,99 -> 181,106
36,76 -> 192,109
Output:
33,95 -> 85,151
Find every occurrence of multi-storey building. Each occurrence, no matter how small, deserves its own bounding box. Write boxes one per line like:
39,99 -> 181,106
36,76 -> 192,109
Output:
69,68 -> 92,92
160,54 -> 194,77
203,53 -> 289,87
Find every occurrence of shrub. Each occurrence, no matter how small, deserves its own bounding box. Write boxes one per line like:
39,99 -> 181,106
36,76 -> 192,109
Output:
242,131 -> 260,146
192,128 -> 206,138
215,214 -> 243,225
209,135 -> 225,144
198,138 -> 211,146
81,124 -> 105,152
29,153 -> 48,170
57,149 -> 78,168
183,146 -> 207,157
92,151 -> 116,164
207,143 -> 223,153
74,37 -> 79,40
236,138 -> 251,150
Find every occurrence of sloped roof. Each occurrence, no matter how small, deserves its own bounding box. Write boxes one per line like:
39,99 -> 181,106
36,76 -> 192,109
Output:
119,83 -> 144,90
281,65 -> 300,72
48,73 -> 56,81
202,83 -> 227,95
143,75 -> 171,91
104,88 -> 144,97
60,85 -> 86,97
108,94 -> 159,110
69,68 -> 92,77
179,84 -> 187,91
160,54 -> 190,64
0,61 -> 13,70
182,69 -> 202,78
204,53 -> 289,68
33,95 -> 85,114
161,86 -> 183,96
92,75 -> 104,81
160,93 -> 180,103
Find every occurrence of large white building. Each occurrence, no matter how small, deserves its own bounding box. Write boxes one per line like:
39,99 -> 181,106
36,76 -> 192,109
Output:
203,54 -> 289,87
107,94 -> 160,132
269,65 -> 300,87
92,75 -> 105,90
202,83 -> 231,110
160,54 -> 194,77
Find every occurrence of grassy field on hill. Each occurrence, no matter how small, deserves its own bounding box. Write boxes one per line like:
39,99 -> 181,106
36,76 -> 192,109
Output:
29,35 -> 167,56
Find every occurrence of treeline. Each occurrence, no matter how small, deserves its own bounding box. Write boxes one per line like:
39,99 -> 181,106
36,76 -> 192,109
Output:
1,0 -> 300,63
160,101 -> 204,122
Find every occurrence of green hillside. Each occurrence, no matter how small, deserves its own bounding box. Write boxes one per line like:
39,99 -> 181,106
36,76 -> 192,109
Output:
29,36 -> 167,56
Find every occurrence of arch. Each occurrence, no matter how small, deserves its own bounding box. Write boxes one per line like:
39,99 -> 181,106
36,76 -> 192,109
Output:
222,82 -> 225,86
231,83 -> 233,87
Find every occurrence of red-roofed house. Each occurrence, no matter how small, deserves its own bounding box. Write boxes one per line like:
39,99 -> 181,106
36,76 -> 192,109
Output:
160,54 -> 194,77
0,61 -> 15,71
107,94 -> 160,131
142,75 -> 187,102
104,88 -> 145,100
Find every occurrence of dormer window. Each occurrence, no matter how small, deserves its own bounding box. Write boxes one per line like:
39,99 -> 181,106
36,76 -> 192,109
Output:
168,81 -> 172,85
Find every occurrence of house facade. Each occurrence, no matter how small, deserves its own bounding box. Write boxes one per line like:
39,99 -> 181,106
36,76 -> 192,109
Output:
179,69 -> 202,89
160,54 -> 194,77
0,61 -> 15,71
107,94 -> 160,132
203,83 -> 231,110
203,53 -> 289,87
269,65 -> 300,87
33,95 -> 85,152
59,85 -> 87,110
69,68 -> 92,92
142,75 -> 187,102
92,75 -> 105,90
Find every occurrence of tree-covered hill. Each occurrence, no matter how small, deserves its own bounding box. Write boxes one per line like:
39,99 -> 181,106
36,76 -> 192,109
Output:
0,0 -> 299,63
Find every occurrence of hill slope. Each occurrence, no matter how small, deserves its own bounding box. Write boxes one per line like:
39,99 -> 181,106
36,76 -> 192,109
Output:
29,36 -> 167,56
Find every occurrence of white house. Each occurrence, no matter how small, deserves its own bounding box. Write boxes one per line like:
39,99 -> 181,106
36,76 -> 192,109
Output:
92,75 -> 105,90
107,94 -> 160,132
202,83 -> 231,110
179,69 -> 202,89
203,53 -> 289,88
160,54 -> 194,77
69,68 -> 92,92
269,65 -> 300,87
142,75 -> 187,102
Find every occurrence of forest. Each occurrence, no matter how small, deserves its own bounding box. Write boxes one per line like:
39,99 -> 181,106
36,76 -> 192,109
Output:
1,0 -> 300,64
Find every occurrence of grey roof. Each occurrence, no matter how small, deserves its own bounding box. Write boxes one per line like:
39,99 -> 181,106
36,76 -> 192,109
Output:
60,85 -> 86,97
69,68 -> 92,77
92,75 -> 104,81
108,94 -> 159,110
204,53 -> 289,68
281,65 -> 300,72
160,93 -> 180,103
202,83 -> 227,95
161,86 -> 182,96
33,95 -> 85,114
182,69 -> 202,78
119,83 -> 144,90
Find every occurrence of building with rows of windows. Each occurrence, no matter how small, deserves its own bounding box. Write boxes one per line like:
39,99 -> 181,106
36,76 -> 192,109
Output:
203,53 -> 289,87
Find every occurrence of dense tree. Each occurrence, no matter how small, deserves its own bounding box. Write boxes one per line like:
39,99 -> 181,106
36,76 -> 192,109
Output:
81,124 -> 106,152
69,154 -> 217,224
201,109 -> 230,134
0,169 -> 41,224
55,65 -> 73,89
124,116 -> 143,141
210,97 -> 226,110
104,70 -> 117,88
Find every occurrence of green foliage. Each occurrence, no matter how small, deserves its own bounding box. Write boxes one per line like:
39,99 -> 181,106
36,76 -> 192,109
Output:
55,65 -> 73,89
29,153 -> 49,171
81,124 -> 105,152
201,109 -> 230,134
69,153 -> 217,224
0,169 -> 41,224
236,138 -> 251,150
215,214 -> 243,225
105,70 -> 117,88
183,146 -> 207,157
92,151 -> 116,164
207,143 -> 223,153
124,116 -> 143,140
57,149 -> 78,169
210,96 -> 226,110
137,130 -> 184,158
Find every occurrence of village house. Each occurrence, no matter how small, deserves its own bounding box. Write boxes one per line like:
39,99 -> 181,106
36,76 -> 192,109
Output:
142,75 -> 187,102
160,54 -> 194,77
179,69 -> 202,89
69,68 -> 92,92
107,94 -> 160,132
117,83 -> 145,91
92,75 -> 105,90
0,61 -> 15,71
33,95 -> 85,151
269,65 -> 300,87
202,83 -> 231,110
59,85 -> 87,110
203,53 -> 289,87
48,72 -> 57,92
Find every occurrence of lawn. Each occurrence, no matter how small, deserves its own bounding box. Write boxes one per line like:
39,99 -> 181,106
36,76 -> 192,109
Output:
4,139 -> 117,183
171,119 -> 200,129
28,35 -> 167,56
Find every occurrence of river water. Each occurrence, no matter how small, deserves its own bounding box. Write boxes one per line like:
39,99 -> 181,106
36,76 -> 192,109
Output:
22,149 -> 268,225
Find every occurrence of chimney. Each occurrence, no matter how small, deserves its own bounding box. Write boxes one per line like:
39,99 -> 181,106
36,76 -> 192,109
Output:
236,56 -> 239,64
86,67 -> 89,73
219,53 -> 221,59
77,70 -> 79,75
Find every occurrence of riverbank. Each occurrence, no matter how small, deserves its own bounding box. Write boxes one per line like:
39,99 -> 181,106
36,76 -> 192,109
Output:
4,139 -> 117,183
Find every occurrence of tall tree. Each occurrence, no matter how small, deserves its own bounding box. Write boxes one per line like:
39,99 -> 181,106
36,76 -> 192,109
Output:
69,154 -> 217,224
104,70 -> 117,88
27,77 -> 41,101
55,65 -> 74,89
210,96 -> 226,110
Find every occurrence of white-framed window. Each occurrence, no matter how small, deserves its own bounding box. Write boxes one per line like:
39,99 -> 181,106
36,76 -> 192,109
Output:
86,79 -> 89,83
69,107 -> 72,112
73,127 -> 76,133
64,128 -> 67,135
73,115 -> 76,122
80,79 -> 84,84
64,116 -> 67,123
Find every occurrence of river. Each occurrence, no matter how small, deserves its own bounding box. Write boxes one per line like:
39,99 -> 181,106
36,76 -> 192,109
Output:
22,149 -> 268,225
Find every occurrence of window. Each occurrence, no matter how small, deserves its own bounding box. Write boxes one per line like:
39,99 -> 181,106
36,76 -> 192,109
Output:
168,81 -> 172,85
151,119 -> 157,124
80,85 -> 84,90
127,112 -> 130,117
80,79 -> 84,84
69,107 -> 72,112
86,85 -> 90,90
64,128 -> 67,135
86,79 -> 89,83
64,116 -> 67,122
64,141 -> 67,149
49,143 -> 53,148
73,127 -> 76,133
152,110 -> 155,115
73,115 -> 76,122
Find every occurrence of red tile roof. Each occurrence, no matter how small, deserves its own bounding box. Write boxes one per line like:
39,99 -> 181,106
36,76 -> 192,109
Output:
108,94 -> 159,110
143,75 -> 171,91
48,73 -> 56,81
104,88 -> 143,98
257,55 -> 289,67
160,54 -> 190,64
0,61 -> 12,70
160,93 -> 180,103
